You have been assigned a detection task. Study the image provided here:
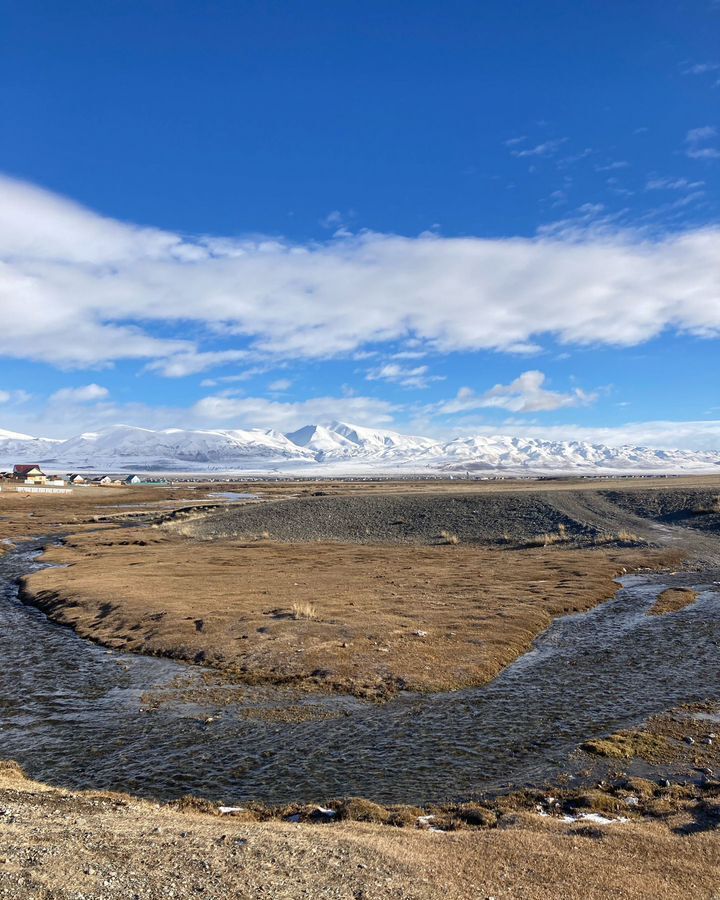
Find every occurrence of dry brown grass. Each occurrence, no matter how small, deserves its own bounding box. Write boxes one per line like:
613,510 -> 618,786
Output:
590,529 -> 643,545
290,601 -> 317,620
528,523 -> 570,547
0,764 -> 719,900
581,730 -> 672,762
648,587 -> 699,616
24,528 -> 681,699
693,495 -> 720,514
0,483 -> 220,549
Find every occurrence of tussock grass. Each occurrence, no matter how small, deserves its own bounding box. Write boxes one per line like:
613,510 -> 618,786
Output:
169,795 -> 218,815
0,759 -> 26,780
529,523 -> 569,547
591,530 -> 643,546
439,530 -> 460,545
291,601 -> 317,620
581,730 -> 671,762
648,587 -> 698,616
692,495 -> 720,515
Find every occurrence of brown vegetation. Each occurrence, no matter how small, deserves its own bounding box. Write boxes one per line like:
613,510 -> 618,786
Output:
23,528 -> 681,699
581,731 -> 672,762
0,763 -> 719,899
648,587 -> 700,616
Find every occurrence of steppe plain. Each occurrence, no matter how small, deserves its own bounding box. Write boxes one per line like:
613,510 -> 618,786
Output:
1,475 -> 720,898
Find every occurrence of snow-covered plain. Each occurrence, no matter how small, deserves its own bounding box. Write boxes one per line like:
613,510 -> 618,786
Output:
0,421 -> 719,476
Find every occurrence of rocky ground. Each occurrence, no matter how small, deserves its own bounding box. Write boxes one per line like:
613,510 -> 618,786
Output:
175,485 -> 720,555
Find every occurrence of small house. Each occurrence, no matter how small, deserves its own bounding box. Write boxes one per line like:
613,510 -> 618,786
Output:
13,464 -> 47,485
124,474 -> 142,485
97,475 -> 113,485
68,474 -> 86,484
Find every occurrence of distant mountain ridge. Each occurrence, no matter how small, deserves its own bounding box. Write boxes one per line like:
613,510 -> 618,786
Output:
0,421 -> 719,475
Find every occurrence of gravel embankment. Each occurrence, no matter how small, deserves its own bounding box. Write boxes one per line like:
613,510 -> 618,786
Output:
178,492 -> 580,545
603,489 -> 720,533
177,487 -> 720,551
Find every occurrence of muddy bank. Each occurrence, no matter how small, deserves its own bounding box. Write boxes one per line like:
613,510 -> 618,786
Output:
21,529 -> 680,698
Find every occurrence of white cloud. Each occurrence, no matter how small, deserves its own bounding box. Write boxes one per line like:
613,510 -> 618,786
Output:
51,384 -> 109,403
1,174 -> 720,375
686,126 -> 720,159
646,176 -> 705,190
0,389 -> 31,405
595,161 -> 630,171
192,393 -> 397,431
682,62 -> 720,75
268,378 -> 292,391
146,350 -> 251,378
511,138 -> 567,158
687,147 -> 720,160
366,363 -> 443,389
440,371 -> 596,414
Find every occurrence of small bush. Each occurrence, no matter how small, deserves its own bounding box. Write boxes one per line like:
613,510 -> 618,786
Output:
451,803 -> 498,828
591,530 -> 642,546
386,806 -> 424,827
439,530 -> 460,545
567,791 -> 624,815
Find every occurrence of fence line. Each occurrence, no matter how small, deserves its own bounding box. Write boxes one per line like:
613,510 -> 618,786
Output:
0,485 -> 73,494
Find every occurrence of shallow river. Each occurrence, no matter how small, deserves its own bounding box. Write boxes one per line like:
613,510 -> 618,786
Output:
1,539 -> 719,805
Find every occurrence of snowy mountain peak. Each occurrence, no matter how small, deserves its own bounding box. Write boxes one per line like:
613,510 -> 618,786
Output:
0,422 -> 717,474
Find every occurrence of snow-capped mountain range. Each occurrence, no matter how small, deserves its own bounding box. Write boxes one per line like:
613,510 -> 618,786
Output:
0,421 -> 719,476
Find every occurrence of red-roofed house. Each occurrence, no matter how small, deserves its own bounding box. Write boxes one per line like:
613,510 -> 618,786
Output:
13,464 -> 47,485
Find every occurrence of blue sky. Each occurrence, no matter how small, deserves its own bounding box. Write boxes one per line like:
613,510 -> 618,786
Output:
0,0 -> 719,447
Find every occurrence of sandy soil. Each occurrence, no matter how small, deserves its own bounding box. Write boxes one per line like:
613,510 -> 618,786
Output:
22,528 -> 679,698
0,762 -> 718,900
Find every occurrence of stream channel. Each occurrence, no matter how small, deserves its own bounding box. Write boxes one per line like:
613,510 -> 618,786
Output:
1,538 -> 719,806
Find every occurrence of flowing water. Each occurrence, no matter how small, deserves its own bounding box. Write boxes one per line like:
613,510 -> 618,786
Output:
1,539 -> 719,806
